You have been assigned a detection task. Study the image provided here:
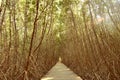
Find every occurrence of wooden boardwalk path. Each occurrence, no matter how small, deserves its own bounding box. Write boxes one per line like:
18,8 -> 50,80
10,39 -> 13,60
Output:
41,62 -> 82,80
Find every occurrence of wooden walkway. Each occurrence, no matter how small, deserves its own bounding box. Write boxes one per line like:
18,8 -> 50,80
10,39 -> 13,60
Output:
41,62 -> 82,80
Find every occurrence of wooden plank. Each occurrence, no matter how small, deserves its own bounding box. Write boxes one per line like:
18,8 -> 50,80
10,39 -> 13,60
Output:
41,62 -> 82,80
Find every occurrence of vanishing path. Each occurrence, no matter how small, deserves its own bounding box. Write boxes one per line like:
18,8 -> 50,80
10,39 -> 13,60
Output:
41,62 -> 82,80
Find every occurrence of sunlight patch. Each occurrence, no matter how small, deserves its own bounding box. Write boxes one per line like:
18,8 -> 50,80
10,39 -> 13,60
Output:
41,77 -> 54,80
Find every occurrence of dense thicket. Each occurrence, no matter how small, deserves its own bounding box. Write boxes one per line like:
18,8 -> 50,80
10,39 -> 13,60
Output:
0,0 -> 120,80
60,0 -> 120,80
0,0 -> 59,79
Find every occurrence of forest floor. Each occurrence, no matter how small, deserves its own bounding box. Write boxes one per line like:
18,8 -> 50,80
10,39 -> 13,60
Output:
41,62 -> 82,80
